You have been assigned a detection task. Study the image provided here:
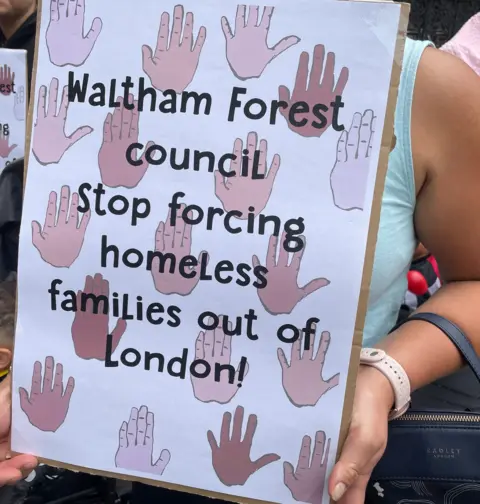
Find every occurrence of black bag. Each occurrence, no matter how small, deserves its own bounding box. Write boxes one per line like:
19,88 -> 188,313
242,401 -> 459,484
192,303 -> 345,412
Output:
366,312 -> 480,504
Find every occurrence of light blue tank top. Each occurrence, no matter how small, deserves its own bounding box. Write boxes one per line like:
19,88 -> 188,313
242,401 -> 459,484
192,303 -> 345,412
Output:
363,39 -> 434,346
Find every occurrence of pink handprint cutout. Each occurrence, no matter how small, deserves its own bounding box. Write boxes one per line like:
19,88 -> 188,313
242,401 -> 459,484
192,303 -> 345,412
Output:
279,44 -> 349,138
142,5 -> 206,93
221,6 -> 300,80
151,204 -> 208,296
214,132 -> 280,218
19,356 -> 75,433
46,0 -> 102,67
252,233 -> 330,315
98,95 -> 154,188
72,273 -> 127,360
32,78 -> 93,165
115,406 -> 171,476
0,130 -> 16,158
284,431 -> 331,503
278,327 -> 339,407
31,185 -> 91,268
330,109 -> 376,211
191,316 -> 249,404
0,64 -> 14,95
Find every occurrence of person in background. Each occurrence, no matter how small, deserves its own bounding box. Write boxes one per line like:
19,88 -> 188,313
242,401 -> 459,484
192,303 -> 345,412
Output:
0,0 -> 36,282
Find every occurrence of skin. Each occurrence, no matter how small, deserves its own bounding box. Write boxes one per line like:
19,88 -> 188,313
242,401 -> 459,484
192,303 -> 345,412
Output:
0,0 -> 35,39
329,47 -> 480,502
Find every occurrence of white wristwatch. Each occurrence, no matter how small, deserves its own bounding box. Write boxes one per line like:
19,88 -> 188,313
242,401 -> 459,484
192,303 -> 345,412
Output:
360,348 -> 411,420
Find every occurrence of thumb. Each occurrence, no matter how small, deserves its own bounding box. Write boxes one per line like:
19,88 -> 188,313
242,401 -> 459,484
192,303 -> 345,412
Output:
283,461 -> 295,485
85,17 -> 102,46
68,125 -> 93,146
252,452 -> 280,471
214,171 -> 227,199
271,36 -> 300,58
142,45 -> 155,75
194,251 -> 209,275
19,387 -> 31,413
31,221 -> 43,247
301,277 -> 330,298
154,449 -> 171,474
8,144 -> 17,154
111,318 -> 127,352
138,140 -> 155,169
278,85 -> 290,115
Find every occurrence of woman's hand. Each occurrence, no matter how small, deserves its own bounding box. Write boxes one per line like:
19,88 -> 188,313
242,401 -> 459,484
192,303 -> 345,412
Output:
0,374 -> 37,485
328,366 -> 394,503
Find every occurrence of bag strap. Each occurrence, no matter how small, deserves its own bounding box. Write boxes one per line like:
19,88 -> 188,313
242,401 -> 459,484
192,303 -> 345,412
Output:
392,312 -> 480,382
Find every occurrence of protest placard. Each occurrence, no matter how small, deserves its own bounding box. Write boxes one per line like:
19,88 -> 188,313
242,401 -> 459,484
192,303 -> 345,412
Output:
12,0 -> 408,502
0,48 -> 27,173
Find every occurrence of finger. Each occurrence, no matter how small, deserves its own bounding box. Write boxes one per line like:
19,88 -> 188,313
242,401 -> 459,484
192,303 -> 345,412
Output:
145,411 -> 154,445
155,221 -> 165,252
207,430 -> 219,451
311,430 -> 326,468
155,12 -> 170,56
30,361 -> 42,398
253,453 -> 281,471
78,208 -> 91,234
58,185 -> 70,225
247,5 -> 259,27
36,85 -> 47,120
173,204 -> 186,248
195,331 -> 205,360
257,138 -> 268,176
214,171 -> 227,200
111,318 -> 127,353
203,324 -> 214,360
68,192 -> 78,227
266,234 -> 278,269
326,373 -> 340,392
7,144 -> 16,155
120,94 -> 133,141
220,411 -> 232,446
84,274 -> 93,293
290,235 -> 306,271
291,331 -> 302,362
357,110 -> 374,159
231,405 -> 244,443
347,112 -> 361,159
57,85 -> 69,120
44,191 -> 57,230
368,116 -> 377,158
246,131 -> 257,177
321,51 -> 335,92
336,130 -> 348,163
31,221 -> 43,248
231,137 -> 242,176
277,231 -> 288,267
277,347 -> 289,371
252,254 -> 261,269
283,461 -> 295,486
85,18 -> 102,47
297,435 -> 312,471
111,98 -> 122,139
154,449 -> 171,473
309,44 -> 325,88
136,405 -> 148,446
278,85 -> 291,109
164,206 -> 176,250
182,11 -> 193,48
119,421 -> 128,448
314,331 -> 331,368
0,456 -> 38,485
259,6 -> 273,31
213,316 -> 226,358
267,153 -> 280,181
141,44 -> 155,74
243,413 -> 257,449
303,325 -> 316,360
129,100 -> 140,139
42,356 -> 55,393
47,78 -> 59,117
53,362 -> 63,395
294,52 -> 309,91
63,376 -> 75,402
75,0 -> 84,16
193,26 -> 206,56
19,387 -> 31,412
301,277 -> 330,298
127,407 -> 138,445
222,321 -> 233,359
67,0 -> 75,16
235,5 -> 246,32
170,5 -> 184,47
50,0 -> 59,21
93,272 -> 103,297
271,35 -> 300,59
333,66 -> 350,96
221,16 -> 233,40
102,112 -> 113,143
68,125 -> 93,146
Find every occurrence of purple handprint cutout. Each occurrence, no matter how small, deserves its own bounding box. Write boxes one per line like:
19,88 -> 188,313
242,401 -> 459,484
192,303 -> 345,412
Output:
115,406 -> 171,476
46,0 -> 102,67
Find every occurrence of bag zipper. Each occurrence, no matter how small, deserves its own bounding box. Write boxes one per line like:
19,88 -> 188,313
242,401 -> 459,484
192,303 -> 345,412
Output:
396,412 -> 480,422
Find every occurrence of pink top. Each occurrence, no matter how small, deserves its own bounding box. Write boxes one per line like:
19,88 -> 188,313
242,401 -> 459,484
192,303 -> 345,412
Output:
441,13 -> 480,75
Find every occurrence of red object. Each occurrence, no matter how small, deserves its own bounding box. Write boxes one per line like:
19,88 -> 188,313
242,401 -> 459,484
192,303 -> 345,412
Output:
427,255 -> 441,283
407,270 -> 429,296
